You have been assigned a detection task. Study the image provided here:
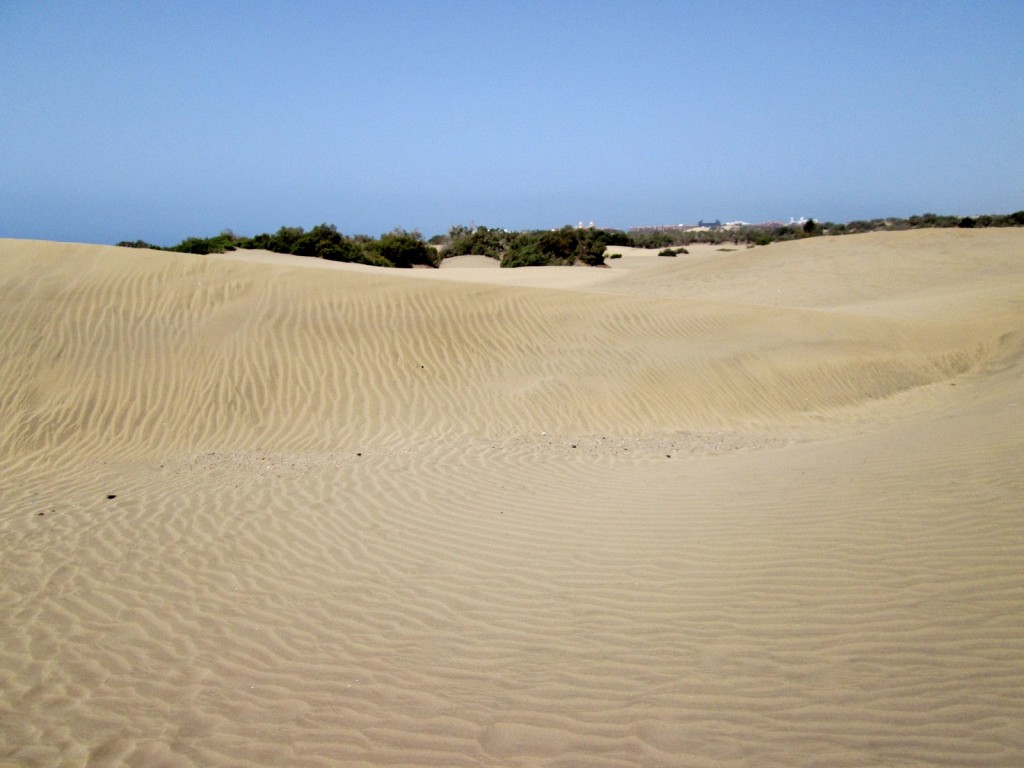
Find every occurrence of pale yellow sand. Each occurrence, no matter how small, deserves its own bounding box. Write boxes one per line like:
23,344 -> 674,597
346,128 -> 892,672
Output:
1,229 -> 1022,766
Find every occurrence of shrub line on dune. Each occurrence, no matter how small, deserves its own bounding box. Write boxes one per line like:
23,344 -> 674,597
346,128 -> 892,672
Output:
117,209 -> 1024,268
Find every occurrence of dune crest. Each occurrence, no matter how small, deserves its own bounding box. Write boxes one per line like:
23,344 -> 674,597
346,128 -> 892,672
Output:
2,230 -> 1023,766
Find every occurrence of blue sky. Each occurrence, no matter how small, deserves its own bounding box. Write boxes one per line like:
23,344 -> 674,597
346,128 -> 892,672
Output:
2,1 -> 1022,245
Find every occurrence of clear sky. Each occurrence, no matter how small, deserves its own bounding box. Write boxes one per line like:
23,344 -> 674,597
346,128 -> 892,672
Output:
2,1 -> 1022,245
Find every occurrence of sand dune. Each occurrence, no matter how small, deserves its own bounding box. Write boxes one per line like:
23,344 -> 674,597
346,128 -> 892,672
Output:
1,230 -> 1023,766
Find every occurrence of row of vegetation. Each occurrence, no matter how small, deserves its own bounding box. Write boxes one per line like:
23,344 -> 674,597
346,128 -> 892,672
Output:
118,209 -> 1024,269
119,224 -> 439,268
623,210 -> 1024,249
118,224 -> 626,268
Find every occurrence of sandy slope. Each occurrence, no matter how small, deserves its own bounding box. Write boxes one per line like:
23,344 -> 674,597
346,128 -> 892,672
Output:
1,230 -> 1022,767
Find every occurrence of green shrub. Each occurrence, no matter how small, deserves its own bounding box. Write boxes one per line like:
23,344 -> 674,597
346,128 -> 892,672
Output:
319,239 -> 366,263
116,240 -> 162,250
501,226 -> 607,268
365,229 -> 438,268
443,225 -> 513,260
628,231 -> 675,248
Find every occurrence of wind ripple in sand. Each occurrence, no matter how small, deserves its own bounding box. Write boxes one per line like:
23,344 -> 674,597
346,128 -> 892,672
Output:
4,429 -> 1023,766
2,232 -> 1024,766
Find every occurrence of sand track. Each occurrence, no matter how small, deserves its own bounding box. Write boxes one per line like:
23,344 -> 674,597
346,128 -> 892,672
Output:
2,230 -> 1023,766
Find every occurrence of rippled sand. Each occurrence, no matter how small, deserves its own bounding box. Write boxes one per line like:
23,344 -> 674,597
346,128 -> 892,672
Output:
2,229 -> 1022,766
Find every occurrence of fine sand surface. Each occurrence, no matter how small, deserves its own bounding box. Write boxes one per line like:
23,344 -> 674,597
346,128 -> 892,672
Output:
1,229 -> 1023,767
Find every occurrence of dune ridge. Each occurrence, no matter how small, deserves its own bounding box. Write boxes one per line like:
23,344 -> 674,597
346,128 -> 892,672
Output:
1,235 -> 1014,462
2,230 -> 1023,767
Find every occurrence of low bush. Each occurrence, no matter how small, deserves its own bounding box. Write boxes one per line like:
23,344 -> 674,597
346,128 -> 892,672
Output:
501,226 -> 608,268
